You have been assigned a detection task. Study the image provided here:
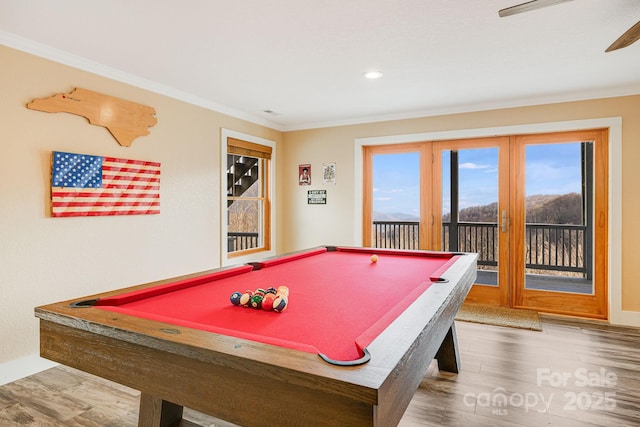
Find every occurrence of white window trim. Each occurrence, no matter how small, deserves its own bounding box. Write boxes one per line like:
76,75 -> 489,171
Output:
221,129 -> 276,266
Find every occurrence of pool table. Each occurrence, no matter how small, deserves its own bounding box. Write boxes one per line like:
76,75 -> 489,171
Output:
35,246 -> 476,427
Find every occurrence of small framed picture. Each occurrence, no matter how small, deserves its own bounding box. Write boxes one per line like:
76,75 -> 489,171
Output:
323,162 -> 336,185
299,164 -> 311,185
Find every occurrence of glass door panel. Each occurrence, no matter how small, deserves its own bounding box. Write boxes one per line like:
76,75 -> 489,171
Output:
371,152 -> 421,249
434,136 -> 509,307
513,130 -> 607,319
442,148 -> 500,286
523,142 -> 594,294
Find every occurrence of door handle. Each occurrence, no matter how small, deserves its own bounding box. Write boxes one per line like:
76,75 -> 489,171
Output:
501,210 -> 507,233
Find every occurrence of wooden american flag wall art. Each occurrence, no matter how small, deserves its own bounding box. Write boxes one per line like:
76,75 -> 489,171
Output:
51,151 -> 160,217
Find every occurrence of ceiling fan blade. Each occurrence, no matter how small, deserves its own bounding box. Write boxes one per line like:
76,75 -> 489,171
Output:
499,0 -> 575,18
606,20 -> 640,52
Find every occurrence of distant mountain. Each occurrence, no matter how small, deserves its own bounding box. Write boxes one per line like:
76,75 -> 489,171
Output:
526,193 -> 583,225
457,202 -> 498,223
380,193 -> 583,225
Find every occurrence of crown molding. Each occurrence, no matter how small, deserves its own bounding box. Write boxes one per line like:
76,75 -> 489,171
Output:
1,30 -> 285,132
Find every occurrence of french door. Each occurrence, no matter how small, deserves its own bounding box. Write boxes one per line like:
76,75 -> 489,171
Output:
364,130 -> 608,319
433,137 -> 510,307
508,130 -> 608,318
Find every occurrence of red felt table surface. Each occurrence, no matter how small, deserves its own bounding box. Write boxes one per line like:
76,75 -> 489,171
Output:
96,248 -> 457,362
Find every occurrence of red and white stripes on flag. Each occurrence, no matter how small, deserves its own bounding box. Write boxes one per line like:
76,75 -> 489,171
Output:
51,151 -> 160,217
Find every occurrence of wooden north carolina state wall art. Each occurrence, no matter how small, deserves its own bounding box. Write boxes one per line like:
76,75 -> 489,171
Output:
27,88 -> 157,147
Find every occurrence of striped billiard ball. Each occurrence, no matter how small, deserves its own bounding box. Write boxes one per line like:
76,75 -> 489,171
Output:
273,295 -> 288,312
250,295 -> 264,309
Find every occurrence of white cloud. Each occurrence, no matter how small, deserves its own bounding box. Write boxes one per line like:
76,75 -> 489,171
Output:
459,162 -> 490,170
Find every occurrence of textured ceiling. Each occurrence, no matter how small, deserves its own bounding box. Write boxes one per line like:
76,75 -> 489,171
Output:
1,0 -> 639,131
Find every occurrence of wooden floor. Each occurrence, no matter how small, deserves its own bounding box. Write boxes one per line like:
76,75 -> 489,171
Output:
1,316 -> 639,426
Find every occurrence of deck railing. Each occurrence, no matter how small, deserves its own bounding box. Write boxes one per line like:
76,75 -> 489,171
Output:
232,222 -> 589,277
372,221 -> 589,277
227,232 -> 259,252
524,223 -> 588,274
372,221 -> 421,250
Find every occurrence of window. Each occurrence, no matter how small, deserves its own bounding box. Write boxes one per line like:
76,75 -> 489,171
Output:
221,130 -> 275,264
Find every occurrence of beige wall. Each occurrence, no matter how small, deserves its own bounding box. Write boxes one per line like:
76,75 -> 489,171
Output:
282,96 -> 640,319
0,46 -> 283,373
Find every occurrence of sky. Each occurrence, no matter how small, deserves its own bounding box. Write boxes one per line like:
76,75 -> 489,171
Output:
373,142 -> 583,218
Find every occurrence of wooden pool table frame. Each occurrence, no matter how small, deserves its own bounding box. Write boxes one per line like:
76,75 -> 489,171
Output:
35,247 -> 477,427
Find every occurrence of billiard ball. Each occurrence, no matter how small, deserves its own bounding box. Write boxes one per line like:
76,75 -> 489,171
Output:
273,295 -> 288,312
230,291 -> 242,306
239,292 -> 252,307
370,254 -> 378,263
276,286 -> 289,296
262,293 -> 275,311
250,295 -> 263,309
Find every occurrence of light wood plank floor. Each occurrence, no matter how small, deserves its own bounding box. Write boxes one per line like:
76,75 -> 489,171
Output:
1,316 -> 639,426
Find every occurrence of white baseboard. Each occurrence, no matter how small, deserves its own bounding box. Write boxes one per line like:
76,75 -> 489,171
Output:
0,354 -> 58,386
609,310 -> 640,328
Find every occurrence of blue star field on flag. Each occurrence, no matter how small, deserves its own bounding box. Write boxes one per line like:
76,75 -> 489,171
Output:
52,152 -> 103,188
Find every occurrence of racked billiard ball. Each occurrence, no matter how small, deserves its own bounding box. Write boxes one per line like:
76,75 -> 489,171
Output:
273,295 -> 288,312
239,292 -> 252,307
262,293 -> 276,311
230,291 -> 242,306
250,295 -> 264,309
276,286 -> 289,297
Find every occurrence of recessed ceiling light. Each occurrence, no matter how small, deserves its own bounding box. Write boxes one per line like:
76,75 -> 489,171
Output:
363,71 -> 384,79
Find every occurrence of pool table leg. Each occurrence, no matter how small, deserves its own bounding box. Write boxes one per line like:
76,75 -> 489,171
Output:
138,392 -> 184,427
435,323 -> 461,373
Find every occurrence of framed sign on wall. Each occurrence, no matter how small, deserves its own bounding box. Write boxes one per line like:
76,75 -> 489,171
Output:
307,190 -> 326,205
